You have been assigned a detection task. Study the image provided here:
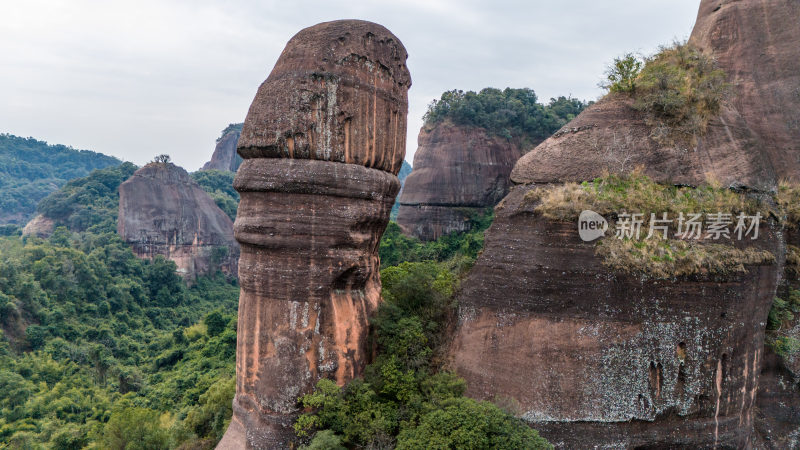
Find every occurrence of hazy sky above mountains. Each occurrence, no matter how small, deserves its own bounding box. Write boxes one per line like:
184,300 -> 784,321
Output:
0,0 -> 701,171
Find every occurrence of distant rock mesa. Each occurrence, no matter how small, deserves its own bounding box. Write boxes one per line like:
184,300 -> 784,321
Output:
201,125 -> 243,172
218,20 -> 410,449
396,120 -> 523,240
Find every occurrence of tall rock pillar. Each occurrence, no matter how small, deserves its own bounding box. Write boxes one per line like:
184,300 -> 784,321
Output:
218,20 -> 410,449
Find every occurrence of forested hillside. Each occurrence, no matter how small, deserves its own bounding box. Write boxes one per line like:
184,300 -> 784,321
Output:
0,134 -> 121,225
0,157 -> 547,447
0,166 -> 239,449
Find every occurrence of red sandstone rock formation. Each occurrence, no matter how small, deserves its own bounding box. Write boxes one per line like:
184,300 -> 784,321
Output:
449,187 -> 781,447
396,120 -> 523,240
447,0 -> 800,447
510,0 -> 800,191
218,20 -> 409,449
117,162 -> 239,280
201,125 -> 242,172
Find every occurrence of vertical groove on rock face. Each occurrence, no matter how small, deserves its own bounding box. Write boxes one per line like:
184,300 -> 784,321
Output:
217,20 -> 409,449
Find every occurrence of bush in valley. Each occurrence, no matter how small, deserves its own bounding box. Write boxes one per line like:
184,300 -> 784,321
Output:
423,88 -> 587,146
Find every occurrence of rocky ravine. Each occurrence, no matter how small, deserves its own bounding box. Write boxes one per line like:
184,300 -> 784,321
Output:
117,162 -> 239,280
218,20 -> 410,449
396,120 -> 523,240
447,0 -> 800,447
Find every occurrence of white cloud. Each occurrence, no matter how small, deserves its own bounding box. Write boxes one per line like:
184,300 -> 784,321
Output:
0,0 -> 700,170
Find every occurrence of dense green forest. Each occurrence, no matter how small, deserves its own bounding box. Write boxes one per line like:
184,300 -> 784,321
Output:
0,165 -> 239,449
297,210 -> 551,448
0,154 -> 550,448
423,88 -> 587,146
0,134 -> 121,225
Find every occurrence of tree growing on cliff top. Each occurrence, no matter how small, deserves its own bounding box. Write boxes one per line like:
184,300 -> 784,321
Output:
422,87 -> 587,146
600,53 -> 642,94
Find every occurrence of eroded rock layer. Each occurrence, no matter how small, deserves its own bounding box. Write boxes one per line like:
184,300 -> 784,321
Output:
117,162 -> 239,279
218,20 -> 409,449
511,0 -> 800,190
236,20 -> 410,175
396,121 -> 523,240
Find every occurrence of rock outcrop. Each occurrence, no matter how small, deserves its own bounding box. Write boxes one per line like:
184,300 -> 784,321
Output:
449,187 -> 782,447
21,214 -> 54,238
218,20 -> 409,449
446,0 -> 800,447
117,162 -> 239,279
396,120 -> 523,240
510,0 -> 800,191
201,125 -> 243,172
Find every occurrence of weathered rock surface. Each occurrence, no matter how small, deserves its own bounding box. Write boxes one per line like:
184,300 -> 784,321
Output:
117,162 -> 239,279
396,121 -> 523,240
447,0 -> 800,446
218,20 -> 409,449
201,126 -> 243,172
21,214 -> 55,238
449,187 -> 782,447
236,20 -> 410,175
511,0 -> 800,191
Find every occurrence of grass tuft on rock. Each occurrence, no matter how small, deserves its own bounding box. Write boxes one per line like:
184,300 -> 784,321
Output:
777,181 -> 800,227
525,170 -> 767,223
602,41 -> 728,147
596,238 -> 774,279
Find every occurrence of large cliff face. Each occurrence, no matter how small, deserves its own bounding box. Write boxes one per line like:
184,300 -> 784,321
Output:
117,162 -> 239,279
447,0 -> 800,447
218,20 -> 409,449
201,126 -> 243,172
396,121 -> 523,240
449,187 -> 782,447
511,0 -> 800,191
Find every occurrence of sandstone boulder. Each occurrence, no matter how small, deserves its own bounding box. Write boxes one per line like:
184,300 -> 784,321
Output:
447,0 -> 800,446
511,0 -> 800,191
117,162 -> 239,280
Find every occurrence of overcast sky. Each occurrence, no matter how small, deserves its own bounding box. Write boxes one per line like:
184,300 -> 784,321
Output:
0,0 -> 701,171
